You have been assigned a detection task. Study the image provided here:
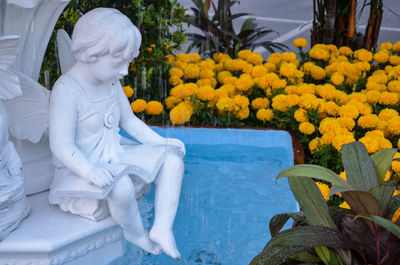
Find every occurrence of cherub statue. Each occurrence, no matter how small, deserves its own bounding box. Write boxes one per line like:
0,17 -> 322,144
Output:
48,8 -> 184,260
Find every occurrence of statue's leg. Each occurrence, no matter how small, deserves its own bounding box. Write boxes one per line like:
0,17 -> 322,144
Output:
149,152 -> 184,260
107,175 -> 162,255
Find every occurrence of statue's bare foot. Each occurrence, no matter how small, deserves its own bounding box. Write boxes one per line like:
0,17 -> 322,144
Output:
149,227 -> 181,260
124,231 -> 162,255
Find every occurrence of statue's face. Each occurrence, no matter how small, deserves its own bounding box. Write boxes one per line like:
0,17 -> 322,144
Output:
89,53 -> 131,84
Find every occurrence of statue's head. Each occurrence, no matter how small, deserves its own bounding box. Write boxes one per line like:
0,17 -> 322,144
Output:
71,8 -> 141,63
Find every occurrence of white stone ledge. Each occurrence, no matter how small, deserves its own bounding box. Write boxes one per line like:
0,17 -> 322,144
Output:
0,192 -> 123,265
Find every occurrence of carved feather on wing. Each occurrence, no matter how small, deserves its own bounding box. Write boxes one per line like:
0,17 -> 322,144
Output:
0,35 -> 22,100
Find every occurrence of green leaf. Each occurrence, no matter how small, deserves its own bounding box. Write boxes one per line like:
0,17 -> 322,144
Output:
355,214 -> 400,238
240,18 -> 255,33
276,165 -> 352,189
341,190 -> 381,216
370,148 -> 397,186
290,252 -> 321,263
250,226 -> 355,265
289,177 -> 337,229
379,182 -> 396,217
315,246 -> 343,265
341,142 -> 379,193
269,212 -> 305,237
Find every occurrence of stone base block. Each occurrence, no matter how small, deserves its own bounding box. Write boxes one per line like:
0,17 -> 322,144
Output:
0,192 -> 123,265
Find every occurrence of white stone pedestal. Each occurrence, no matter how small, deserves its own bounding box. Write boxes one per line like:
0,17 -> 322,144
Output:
0,192 -> 123,265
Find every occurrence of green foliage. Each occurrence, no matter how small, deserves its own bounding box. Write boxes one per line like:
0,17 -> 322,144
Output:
251,142 -> 400,265
40,0 -> 186,101
184,0 -> 287,58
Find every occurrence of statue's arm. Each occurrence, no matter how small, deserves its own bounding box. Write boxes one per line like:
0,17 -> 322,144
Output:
48,82 -> 94,179
117,83 -> 165,145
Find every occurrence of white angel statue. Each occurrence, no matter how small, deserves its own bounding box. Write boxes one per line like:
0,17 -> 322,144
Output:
48,8 -> 184,260
0,35 -> 30,242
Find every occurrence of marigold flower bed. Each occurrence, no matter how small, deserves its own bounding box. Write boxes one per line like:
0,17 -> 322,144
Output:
125,39 -> 400,208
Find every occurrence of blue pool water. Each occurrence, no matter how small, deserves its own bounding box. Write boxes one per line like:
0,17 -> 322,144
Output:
115,128 -> 298,265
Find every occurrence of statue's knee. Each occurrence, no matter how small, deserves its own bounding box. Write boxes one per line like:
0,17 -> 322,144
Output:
109,175 -> 135,204
165,152 -> 184,170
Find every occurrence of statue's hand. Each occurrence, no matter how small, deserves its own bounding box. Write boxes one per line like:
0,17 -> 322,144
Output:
85,167 -> 114,188
165,138 -> 186,155
3,141 -> 22,176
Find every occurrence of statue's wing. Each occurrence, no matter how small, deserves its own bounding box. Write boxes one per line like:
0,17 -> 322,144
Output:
57,29 -> 76,74
6,0 -> 39,8
4,71 -> 49,143
0,35 -> 22,100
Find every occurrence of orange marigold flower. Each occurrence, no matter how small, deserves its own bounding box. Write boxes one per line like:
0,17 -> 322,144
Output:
251,97 -> 270,110
131,99 -> 147,113
339,104 -> 359,119
165,96 -> 182,109
256,108 -> 274,122
357,114 -> 379,129
169,67 -> 184,78
246,52 -> 263,65
359,136 -> 379,154
339,46 -> 353,56
145,101 -> 164,115
309,137 -> 322,154
388,117 -> 400,135
331,72 -> 344,86
195,86 -> 215,101
122,85 -> 134,98
379,108 -> 399,121
169,102 -> 192,124
294,108 -> 308,122
374,50 -> 390,64
299,122 -> 315,135
293,38 -> 308,48
332,134 -> 355,152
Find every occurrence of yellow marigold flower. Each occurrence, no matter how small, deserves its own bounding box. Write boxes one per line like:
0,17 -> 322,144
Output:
298,83 -> 316,95
388,80 -> 400,92
335,91 -> 349,105
196,79 -> 212,87
236,107 -> 250,120
199,59 -> 216,70
267,53 -> 282,64
293,38 -> 308,48
170,83 -> 196,99
321,132 -> 335,145
165,54 -> 175,65
389,55 -> 400,66
169,75 -> 183,86
379,92 -> 399,105
164,96 -> 182,109
310,65 -> 326,80
359,136 -> 379,154
264,62 -> 277,72
339,201 -> 350,209
251,97 -> 270,110
317,84 -> 337,100
246,52 -> 263,65
316,182 -> 330,201
393,41 -> 400,52
377,137 -> 392,149
195,86 -> 215,101
122,85 -> 134,98
379,108 -> 399,121
234,95 -> 250,108
285,85 -> 298,94
223,76 -> 238,85
169,103 -> 192,125
235,74 -> 254,92
209,77 -> 217,88
174,61 -> 187,71
224,59 -> 247,72
319,118 -> 340,134
251,65 -> 267,78
282,52 -> 297,63
365,130 -> 385,138
199,69 -> 215,79
355,61 -> 371,72
216,97 -> 235,112
380,42 -> 392,50
272,94 -> 289,112
131,99 -> 147,113
238,49 -> 252,59
368,73 -> 388,84
339,171 -> 347,182
339,104 -> 359,119
176,53 -> 191,63
309,45 -> 330,61
308,137 -> 322,154
184,64 -> 200,79
391,208 -> 400,223
354,49 -> 373,62
357,114 -> 379,129
366,90 -> 381,104
294,108 -> 308,122
272,79 -> 287,90
243,64 -> 253,74
145,101 -> 164,115
298,94 -> 319,110
189,53 -> 201,63
392,153 -> 400,173
279,63 -> 298,78
339,46 -> 353,56
256,108 -> 274,122
169,67 -> 184,78
374,50 -> 390,64
337,117 -> 355,131
213,53 -> 230,63
215,63 -> 224,72
321,101 -> 340,117
219,84 -> 235,97
217,71 -> 232,84
331,72 -> 344,86
254,73 -> 279,89
388,117 -> 400,135
299,122 -> 315,135
332,134 -> 356,152
286,94 -> 299,108
385,65 -> 394,74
